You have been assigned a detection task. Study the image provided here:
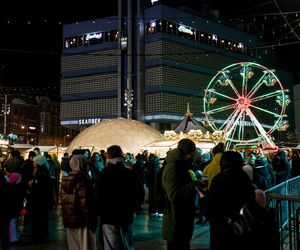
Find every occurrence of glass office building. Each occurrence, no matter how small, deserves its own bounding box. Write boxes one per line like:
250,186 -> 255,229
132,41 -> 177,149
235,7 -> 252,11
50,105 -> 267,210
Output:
60,3 -> 294,134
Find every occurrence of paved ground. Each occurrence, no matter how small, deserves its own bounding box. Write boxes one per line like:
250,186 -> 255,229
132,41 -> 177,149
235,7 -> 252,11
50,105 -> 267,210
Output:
5,207 -> 210,250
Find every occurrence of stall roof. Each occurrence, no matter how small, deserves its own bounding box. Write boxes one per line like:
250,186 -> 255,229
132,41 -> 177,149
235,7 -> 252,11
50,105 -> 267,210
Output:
26,146 -> 66,153
11,144 -> 35,149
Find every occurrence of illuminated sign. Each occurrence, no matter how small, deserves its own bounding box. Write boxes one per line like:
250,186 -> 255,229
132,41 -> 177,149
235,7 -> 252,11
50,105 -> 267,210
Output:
61,118 -> 110,126
178,25 -> 193,35
121,37 -> 128,50
151,0 -> 159,4
85,32 -> 102,41
150,21 -> 156,28
78,118 -> 102,125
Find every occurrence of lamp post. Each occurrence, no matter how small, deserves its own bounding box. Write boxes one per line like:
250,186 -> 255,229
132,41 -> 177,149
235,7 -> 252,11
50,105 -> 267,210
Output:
1,94 -> 10,135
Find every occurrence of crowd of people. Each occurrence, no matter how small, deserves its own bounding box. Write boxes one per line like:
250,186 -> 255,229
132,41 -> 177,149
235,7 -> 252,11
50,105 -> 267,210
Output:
0,141 -> 299,250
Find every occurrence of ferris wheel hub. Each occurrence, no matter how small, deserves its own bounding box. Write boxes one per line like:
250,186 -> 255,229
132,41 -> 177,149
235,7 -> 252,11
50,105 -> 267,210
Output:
237,97 -> 250,108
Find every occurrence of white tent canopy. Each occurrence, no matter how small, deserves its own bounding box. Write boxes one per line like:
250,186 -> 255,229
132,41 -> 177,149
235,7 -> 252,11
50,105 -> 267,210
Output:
26,146 -> 59,153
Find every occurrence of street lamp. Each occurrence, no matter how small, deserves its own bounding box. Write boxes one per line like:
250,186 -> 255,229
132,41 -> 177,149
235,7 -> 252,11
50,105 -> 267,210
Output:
21,125 -> 29,144
63,134 -> 70,146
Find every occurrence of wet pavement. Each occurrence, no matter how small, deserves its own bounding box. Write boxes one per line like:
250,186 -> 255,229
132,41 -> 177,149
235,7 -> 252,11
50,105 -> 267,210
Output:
5,206 -> 210,250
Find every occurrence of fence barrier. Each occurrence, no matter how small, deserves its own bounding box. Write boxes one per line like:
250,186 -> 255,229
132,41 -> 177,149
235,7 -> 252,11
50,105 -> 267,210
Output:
265,176 -> 300,250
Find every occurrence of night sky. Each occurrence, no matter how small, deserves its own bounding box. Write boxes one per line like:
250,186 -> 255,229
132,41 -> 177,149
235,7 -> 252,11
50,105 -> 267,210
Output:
0,0 -> 299,90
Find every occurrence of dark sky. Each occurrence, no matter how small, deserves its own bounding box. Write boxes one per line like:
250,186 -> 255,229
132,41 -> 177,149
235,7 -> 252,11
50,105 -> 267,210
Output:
0,0 -> 299,89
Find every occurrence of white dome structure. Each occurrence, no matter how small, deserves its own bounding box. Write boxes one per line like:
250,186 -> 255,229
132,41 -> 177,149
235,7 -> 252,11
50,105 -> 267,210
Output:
67,118 -> 162,155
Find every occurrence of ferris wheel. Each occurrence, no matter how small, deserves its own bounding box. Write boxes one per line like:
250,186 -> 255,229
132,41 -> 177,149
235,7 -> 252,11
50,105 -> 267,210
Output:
203,62 -> 290,149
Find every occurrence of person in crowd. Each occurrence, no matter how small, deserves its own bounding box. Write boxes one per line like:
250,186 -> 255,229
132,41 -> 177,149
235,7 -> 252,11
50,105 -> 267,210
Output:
4,150 -> 24,243
203,142 -> 225,190
162,138 -> 207,250
208,151 -> 256,250
83,149 -> 91,161
88,152 -> 105,249
242,161 -> 267,208
61,154 -> 97,250
29,155 -> 51,243
5,149 -> 24,174
0,171 -> 12,249
61,152 -> 71,175
273,150 -> 291,184
33,147 -> 41,157
51,154 -> 61,205
21,151 -> 36,189
20,151 -> 36,223
88,152 -> 105,182
200,152 -> 212,171
192,148 -> 203,172
100,149 -> 107,166
145,153 -> 161,216
45,153 -> 57,209
4,169 -> 23,243
97,145 -> 145,250
33,147 -> 49,170
132,153 -> 146,186
291,150 -> 300,177
124,152 -> 136,169
253,157 -> 275,191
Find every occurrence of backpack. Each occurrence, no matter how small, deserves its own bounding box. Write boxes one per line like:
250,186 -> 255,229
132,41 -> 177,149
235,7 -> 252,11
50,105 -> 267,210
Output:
154,164 -> 168,211
226,202 -> 280,249
226,202 -> 264,235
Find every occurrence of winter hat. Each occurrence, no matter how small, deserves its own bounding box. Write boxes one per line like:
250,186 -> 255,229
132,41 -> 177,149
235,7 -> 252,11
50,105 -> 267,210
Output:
177,138 -> 196,155
69,155 -> 88,172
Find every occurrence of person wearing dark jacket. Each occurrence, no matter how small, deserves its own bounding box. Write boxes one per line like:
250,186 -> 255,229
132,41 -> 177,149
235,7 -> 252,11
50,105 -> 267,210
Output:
0,172 -> 12,249
208,151 -> 256,250
291,150 -> 300,177
273,150 -> 291,184
29,155 -> 51,243
253,157 -> 275,191
97,145 -> 145,250
162,138 -> 207,250
61,154 -> 97,250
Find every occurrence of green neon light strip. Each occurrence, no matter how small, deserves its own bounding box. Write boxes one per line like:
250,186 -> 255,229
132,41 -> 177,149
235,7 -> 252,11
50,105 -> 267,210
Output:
208,89 -> 236,101
250,104 -> 285,117
246,72 -> 267,99
251,90 -> 283,103
205,104 -> 236,115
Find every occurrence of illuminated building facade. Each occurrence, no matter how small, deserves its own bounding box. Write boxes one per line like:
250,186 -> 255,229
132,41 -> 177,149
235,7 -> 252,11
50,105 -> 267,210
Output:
60,2 -> 294,136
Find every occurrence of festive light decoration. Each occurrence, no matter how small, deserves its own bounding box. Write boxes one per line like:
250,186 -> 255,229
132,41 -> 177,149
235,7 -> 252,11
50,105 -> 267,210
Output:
163,129 -> 226,142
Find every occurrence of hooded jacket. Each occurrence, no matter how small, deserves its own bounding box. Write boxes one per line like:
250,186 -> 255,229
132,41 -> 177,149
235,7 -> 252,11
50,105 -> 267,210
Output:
203,152 -> 223,189
61,172 -> 96,232
162,148 -> 197,242
273,150 -> 291,184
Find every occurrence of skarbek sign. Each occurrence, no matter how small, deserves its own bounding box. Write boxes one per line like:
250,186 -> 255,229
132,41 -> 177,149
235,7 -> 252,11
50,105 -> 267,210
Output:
78,118 -> 102,125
